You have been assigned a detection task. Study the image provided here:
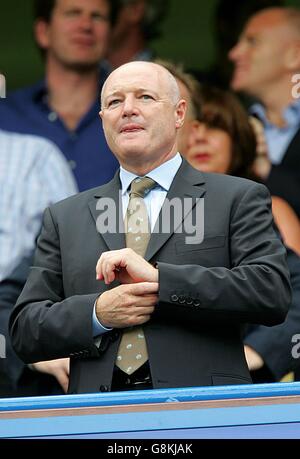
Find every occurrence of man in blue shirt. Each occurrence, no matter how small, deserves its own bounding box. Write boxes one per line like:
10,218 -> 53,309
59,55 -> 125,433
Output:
0,0 -> 119,191
229,7 -> 300,217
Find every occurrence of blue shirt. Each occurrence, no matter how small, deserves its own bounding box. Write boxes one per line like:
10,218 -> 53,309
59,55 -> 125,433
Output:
0,78 -> 119,191
250,100 -> 300,165
92,153 -> 183,337
0,129 -> 78,281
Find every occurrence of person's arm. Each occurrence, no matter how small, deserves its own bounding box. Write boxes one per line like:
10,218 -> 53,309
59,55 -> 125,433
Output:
29,358 -> 70,393
0,256 -> 33,388
157,182 -> 290,326
9,207 -> 102,364
271,196 -> 300,256
9,207 -> 158,364
244,248 -> 300,381
96,182 -> 291,327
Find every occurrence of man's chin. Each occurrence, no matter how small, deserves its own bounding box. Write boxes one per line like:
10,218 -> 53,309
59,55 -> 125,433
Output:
63,60 -> 99,73
230,73 -> 250,92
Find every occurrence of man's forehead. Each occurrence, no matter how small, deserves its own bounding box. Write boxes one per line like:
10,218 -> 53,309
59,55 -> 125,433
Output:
103,69 -> 161,95
56,0 -> 109,11
246,11 -> 289,35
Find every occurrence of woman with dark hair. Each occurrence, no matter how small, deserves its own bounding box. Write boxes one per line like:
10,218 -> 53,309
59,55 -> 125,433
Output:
178,84 -> 300,258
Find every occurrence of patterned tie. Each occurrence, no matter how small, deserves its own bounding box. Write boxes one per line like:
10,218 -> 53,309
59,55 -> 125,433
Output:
115,176 -> 156,375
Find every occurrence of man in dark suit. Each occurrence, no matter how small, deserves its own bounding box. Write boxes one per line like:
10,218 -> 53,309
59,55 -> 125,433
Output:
9,61 -> 291,394
0,257 -> 31,396
229,7 -> 300,217
0,256 -> 65,396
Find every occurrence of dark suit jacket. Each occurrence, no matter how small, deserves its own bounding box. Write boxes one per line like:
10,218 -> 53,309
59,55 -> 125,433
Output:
0,255 -> 63,397
9,160 -> 291,394
245,247 -> 300,382
0,257 -> 31,396
266,127 -> 300,218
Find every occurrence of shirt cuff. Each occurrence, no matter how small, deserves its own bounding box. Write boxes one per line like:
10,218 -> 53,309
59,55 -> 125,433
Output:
92,300 -> 112,337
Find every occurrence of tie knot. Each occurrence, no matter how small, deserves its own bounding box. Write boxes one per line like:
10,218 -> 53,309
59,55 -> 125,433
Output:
130,176 -> 156,198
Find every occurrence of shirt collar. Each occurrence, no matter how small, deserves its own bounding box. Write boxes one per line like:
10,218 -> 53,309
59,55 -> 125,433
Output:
250,99 -> 300,128
31,80 -> 48,103
119,153 -> 182,195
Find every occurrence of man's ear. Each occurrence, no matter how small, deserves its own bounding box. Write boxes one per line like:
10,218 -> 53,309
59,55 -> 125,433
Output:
34,19 -> 50,50
285,41 -> 300,71
175,99 -> 187,129
99,110 -> 103,120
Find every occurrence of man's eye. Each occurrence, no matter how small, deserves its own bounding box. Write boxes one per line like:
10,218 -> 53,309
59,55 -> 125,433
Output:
141,95 -> 153,101
246,36 -> 258,46
108,99 -> 121,107
92,13 -> 109,22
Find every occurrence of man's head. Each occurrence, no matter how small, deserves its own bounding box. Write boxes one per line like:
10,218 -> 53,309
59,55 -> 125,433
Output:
110,0 -> 169,44
33,0 -> 112,71
100,61 -> 186,175
229,7 -> 300,100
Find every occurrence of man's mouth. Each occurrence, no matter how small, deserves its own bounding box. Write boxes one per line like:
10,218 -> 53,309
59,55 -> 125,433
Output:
120,124 -> 144,133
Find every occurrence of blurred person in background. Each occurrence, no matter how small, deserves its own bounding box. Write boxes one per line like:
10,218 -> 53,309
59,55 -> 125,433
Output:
0,128 -> 77,397
0,0 -> 119,191
103,0 -> 170,70
229,7 -> 300,218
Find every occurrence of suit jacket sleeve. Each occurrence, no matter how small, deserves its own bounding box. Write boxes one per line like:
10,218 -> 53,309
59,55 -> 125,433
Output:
9,207 -> 102,363
244,248 -> 300,381
0,255 -> 33,387
157,182 -> 291,326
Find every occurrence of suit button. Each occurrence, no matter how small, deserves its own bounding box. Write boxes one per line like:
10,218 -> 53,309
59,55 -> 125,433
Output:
186,297 -> 193,305
193,300 -> 201,307
100,385 -> 109,392
178,296 -> 186,304
171,294 -> 179,302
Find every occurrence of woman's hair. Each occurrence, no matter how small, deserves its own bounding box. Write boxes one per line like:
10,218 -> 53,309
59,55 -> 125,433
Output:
197,85 -> 258,180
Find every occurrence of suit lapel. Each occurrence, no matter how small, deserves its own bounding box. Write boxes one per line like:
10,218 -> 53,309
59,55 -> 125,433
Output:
88,171 -> 126,251
145,160 -> 206,261
88,160 -> 206,258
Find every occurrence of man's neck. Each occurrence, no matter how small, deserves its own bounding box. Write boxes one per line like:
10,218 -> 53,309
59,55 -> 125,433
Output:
256,78 -> 297,127
121,150 -> 178,177
45,59 -> 99,131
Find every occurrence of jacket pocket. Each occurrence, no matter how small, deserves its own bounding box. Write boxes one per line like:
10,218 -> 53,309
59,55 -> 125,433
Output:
176,235 -> 225,254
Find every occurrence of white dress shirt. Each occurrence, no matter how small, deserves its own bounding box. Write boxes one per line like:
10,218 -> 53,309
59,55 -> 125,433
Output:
92,153 -> 182,336
0,129 -> 77,281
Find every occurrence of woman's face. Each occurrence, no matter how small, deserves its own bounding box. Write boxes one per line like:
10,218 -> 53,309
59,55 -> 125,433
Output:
181,120 -> 233,174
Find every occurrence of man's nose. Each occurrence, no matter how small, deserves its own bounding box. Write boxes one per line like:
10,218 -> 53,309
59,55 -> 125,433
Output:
191,121 -> 208,143
228,42 -> 242,62
78,14 -> 94,31
122,96 -> 138,116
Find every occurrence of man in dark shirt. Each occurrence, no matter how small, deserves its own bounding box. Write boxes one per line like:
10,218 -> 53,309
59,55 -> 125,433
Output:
0,0 -> 119,191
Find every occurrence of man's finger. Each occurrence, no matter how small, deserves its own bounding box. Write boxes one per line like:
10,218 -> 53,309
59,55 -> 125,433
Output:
126,282 -> 159,295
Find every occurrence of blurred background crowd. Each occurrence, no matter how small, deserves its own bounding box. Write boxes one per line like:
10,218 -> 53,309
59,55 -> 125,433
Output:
1,0 -> 300,397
